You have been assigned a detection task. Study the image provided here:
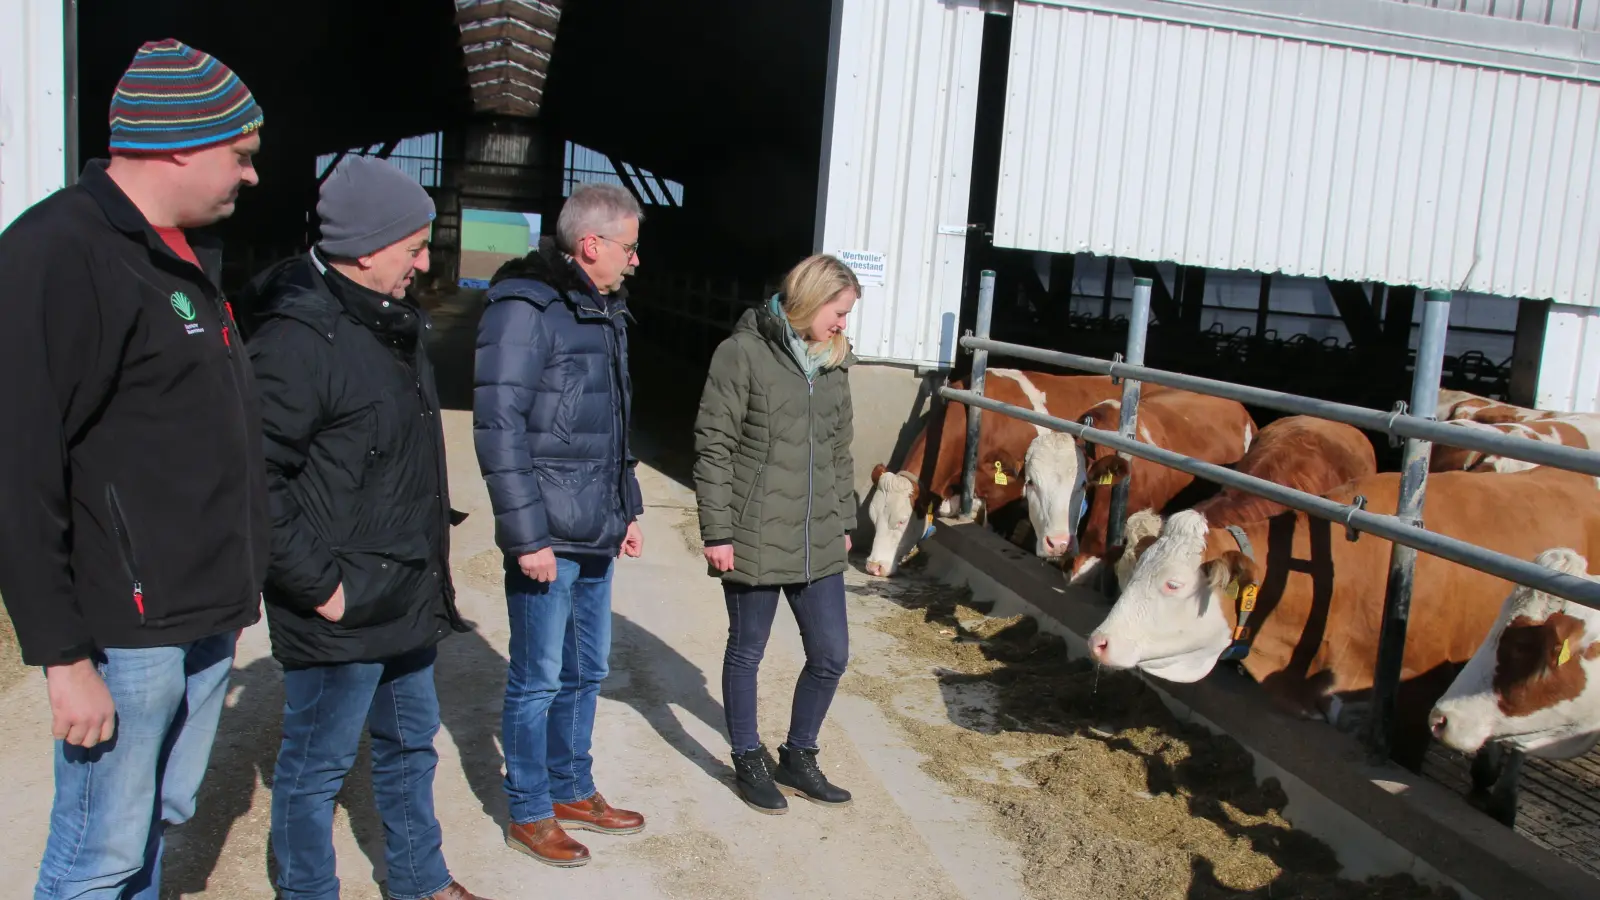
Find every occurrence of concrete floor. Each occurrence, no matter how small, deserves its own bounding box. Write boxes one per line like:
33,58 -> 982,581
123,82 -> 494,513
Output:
0,410 -> 1027,900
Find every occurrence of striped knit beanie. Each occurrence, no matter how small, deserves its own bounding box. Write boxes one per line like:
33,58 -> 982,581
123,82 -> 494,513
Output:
108,39 -> 263,153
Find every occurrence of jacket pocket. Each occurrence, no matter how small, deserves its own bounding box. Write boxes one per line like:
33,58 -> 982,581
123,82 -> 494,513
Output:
104,484 -> 147,624
332,534 -> 433,629
536,459 -> 608,544
551,359 -> 587,444
738,464 -> 766,524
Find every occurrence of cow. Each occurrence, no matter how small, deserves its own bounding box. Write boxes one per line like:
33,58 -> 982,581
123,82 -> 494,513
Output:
1437,390 -> 1554,424
1111,417 -> 1378,591
1429,414 -> 1600,473
864,371 -> 1142,577
1087,466 -> 1600,770
1429,548 -> 1600,826
1021,391 -> 1256,582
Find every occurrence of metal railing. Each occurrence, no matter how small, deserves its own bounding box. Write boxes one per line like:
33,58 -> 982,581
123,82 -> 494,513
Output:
950,270 -> 1600,763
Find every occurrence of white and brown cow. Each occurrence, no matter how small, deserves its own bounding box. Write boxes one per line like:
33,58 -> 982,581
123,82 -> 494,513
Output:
1021,391 -> 1255,582
865,371 -> 1147,576
1111,417 -> 1378,591
1088,466 -> 1600,769
1436,390 -> 1553,423
1430,414 -> 1600,473
1429,548 -> 1600,825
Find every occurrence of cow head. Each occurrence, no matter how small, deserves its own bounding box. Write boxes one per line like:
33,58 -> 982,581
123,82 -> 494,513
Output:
1430,548 -> 1600,758
865,465 -> 935,577
1022,432 -> 1088,560
1087,510 -> 1256,682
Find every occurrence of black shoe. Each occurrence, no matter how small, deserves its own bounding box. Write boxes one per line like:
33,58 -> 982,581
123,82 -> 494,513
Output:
732,745 -> 788,815
774,744 -> 852,807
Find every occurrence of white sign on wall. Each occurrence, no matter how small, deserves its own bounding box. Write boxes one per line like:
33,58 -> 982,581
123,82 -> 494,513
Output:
836,249 -> 886,287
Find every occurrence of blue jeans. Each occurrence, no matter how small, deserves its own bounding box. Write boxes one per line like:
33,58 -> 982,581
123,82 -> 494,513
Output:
34,632 -> 237,900
503,554 -> 613,825
723,573 -> 850,754
270,647 -> 452,900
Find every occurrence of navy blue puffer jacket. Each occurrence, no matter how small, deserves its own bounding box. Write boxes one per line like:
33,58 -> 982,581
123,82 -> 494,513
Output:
473,240 -> 643,558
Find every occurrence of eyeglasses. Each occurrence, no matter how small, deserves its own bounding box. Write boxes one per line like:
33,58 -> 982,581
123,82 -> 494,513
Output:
595,234 -> 641,257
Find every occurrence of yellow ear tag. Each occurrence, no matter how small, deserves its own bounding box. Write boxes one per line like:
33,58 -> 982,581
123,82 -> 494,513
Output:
992,460 -> 1008,486
1239,584 -> 1259,613
1096,472 -> 1115,486
1559,639 -> 1573,666
1224,580 -> 1240,601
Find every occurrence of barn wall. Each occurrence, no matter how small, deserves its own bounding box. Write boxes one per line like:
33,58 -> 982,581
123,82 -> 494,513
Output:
815,0 -> 986,368
993,0 -> 1600,306
1535,304 -> 1600,412
0,0 -> 65,232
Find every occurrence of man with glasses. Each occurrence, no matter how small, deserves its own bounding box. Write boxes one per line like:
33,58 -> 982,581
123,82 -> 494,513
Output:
473,183 -> 647,867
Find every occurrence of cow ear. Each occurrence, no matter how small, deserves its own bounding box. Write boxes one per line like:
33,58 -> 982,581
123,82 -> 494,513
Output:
872,463 -> 889,486
1203,550 -> 1259,594
1086,454 -> 1130,487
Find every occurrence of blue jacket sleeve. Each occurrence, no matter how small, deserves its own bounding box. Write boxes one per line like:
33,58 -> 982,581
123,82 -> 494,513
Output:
474,298 -> 553,556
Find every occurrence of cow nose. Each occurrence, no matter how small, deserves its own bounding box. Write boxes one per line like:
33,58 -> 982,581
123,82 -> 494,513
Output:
865,561 -> 885,577
1429,711 -> 1448,740
1043,534 -> 1071,556
1090,635 -> 1111,664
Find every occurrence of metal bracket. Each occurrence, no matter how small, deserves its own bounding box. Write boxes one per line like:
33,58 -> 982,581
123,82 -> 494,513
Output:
1345,496 -> 1366,541
1110,352 -> 1125,386
1386,401 -> 1409,448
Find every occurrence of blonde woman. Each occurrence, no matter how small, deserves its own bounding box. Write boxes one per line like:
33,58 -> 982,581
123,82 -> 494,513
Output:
692,254 -> 860,814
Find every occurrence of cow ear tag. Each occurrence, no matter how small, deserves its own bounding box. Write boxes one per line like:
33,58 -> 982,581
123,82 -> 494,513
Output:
1239,584 -> 1259,612
992,460 -> 1009,486
1559,639 -> 1573,666
1096,471 -> 1115,486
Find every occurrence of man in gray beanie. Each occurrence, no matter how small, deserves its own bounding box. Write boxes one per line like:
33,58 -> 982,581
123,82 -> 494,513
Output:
241,156 -> 491,900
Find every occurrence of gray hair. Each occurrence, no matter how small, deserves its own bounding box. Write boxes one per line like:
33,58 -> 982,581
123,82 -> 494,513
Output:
556,183 -> 644,254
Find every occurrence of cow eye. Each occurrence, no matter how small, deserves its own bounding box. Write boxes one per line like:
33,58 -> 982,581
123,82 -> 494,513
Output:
1164,580 -> 1183,593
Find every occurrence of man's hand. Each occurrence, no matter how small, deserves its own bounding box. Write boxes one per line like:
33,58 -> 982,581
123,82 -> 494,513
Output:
704,544 -> 735,573
46,659 -> 116,748
845,534 -> 853,553
317,583 -> 346,622
519,547 -> 558,583
622,521 -> 644,559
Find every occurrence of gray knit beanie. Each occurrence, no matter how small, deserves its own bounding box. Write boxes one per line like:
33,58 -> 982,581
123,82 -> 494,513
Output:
316,156 -> 436,259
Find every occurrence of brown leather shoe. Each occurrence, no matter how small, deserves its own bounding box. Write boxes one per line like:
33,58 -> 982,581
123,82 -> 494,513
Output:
505,818 -> 591,868
427,883 -> 495,900
553,791 -> 646,835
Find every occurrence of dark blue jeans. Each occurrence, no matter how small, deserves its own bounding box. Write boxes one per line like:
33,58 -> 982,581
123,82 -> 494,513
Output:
722,573 -> 849,754
270,647 -> 452,900
503,554 -> 614,825
35,633 -> 236,900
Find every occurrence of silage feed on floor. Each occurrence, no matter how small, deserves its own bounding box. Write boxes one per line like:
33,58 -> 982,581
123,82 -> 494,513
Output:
842,568 -> 1459,900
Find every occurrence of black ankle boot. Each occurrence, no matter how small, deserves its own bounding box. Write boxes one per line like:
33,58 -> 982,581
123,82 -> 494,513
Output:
732,745 -> 788,815
775,744 -> 852,806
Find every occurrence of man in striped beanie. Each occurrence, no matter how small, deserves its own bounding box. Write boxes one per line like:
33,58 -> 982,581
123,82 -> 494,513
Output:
0,39 -> 269,900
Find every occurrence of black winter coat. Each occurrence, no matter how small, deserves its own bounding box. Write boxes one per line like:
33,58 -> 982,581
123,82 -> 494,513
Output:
242,254 -> 466,667
0,160 -> 268,667
473,240 -> 643,558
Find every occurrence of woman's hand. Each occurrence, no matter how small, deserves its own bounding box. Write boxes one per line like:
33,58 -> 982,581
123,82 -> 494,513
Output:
704,544 -> 735,572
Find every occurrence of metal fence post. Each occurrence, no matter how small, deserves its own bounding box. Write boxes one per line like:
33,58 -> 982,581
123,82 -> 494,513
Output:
1368,289 -> 1451,761
1103,277 -> 1153,589
962,270 -> 998,518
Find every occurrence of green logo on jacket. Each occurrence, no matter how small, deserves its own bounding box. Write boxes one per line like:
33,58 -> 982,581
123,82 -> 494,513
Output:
171,291 -> 196,322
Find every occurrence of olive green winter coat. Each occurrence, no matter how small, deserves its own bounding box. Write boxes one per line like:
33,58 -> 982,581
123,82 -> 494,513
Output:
693,305 -> 857,586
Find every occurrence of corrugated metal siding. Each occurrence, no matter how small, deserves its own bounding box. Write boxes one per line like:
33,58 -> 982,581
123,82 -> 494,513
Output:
1535,303 -> 1600,411
993,1 -> 1600,306
0,0 -> 65,232
1386,0 -> 1600,31
815,0 -> 985,367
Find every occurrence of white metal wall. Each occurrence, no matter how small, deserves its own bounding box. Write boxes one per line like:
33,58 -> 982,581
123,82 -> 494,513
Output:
994,1 -> 1600,307
814,0 -> 985,367
1535,304 -> 1600,411
0,0 -> 66,232
1385,0 -> 1600,31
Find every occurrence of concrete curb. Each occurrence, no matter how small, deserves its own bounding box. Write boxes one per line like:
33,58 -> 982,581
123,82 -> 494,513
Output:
922,518 -> 1597,900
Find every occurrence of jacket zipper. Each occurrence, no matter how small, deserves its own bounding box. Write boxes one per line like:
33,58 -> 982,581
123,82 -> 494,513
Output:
105,485 -> 146,624
806,376 -> 815,582
740,464 -> 766,521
